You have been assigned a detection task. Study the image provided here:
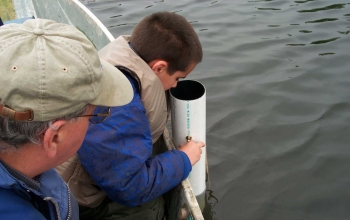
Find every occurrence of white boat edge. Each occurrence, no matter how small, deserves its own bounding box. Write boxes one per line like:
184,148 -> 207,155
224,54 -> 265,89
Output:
31,0 -> 113,50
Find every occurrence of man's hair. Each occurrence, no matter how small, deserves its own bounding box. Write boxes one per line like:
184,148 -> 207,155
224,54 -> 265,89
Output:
0,105 -> 90,152
130,11 -> 203,74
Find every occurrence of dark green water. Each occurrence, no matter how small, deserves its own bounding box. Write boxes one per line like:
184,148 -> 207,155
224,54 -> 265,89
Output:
80,1 -> 350,219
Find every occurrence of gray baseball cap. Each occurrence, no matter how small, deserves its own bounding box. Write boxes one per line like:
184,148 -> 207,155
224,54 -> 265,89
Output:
0,19 -> 133,121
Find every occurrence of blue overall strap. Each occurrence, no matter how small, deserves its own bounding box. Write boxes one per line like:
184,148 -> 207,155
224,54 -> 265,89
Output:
0,17 -> 3,26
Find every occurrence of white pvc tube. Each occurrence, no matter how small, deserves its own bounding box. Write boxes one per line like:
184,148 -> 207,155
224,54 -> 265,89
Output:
170,80 -> 206,197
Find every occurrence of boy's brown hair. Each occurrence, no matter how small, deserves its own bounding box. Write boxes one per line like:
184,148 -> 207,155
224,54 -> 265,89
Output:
130,11 -> 203,74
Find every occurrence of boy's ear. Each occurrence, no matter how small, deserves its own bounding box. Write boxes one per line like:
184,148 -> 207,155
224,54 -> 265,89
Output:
42,120 -> 66,158
149,60 -> 168,75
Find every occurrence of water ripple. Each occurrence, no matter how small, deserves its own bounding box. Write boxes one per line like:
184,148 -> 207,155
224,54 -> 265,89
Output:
310,37 -> 341,44
257,8 -> 281,11
205,1 -> 218,5
286,44 -> 306,46
299,30 -> 313,33
319,52 -> 335,56
107,23 -> 137,28
338,30 -> 350,34
249,0 -> 274,2
294,0 -> 315,3
305,18 -> 339,23
298,4 -> 346,13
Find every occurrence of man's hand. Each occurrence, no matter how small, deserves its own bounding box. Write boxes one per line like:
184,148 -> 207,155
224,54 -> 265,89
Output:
178,140 -> 205,166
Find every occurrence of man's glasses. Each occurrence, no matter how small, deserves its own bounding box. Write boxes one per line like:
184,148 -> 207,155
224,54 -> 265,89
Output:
79,107 -> 111,124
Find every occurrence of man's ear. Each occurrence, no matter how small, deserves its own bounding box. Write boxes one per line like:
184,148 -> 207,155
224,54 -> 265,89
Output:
149,60 -> 168,76
42,120 -> 66,158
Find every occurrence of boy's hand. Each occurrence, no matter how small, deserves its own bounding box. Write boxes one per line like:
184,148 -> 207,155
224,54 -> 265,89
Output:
178,140 -> 205,166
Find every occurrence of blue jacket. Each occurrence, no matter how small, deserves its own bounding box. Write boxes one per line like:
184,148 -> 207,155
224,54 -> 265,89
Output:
0,160 -> 79,220
78,73 -> 192,207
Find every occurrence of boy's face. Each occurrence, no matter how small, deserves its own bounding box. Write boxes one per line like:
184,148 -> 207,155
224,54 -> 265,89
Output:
155,62 -> 197,91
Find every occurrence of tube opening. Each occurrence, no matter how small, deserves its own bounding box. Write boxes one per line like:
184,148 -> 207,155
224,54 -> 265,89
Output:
170,80 -> 205,101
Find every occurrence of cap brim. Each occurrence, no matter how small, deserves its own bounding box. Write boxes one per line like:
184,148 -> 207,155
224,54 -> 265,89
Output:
90,59 -> 133,107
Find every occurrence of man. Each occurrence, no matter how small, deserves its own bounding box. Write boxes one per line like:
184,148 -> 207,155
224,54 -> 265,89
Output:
0,19 -> 133,220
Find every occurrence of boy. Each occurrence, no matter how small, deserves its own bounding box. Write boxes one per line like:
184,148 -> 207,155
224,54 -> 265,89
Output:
57,11 -> 205,219
0,19 -> 133,220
